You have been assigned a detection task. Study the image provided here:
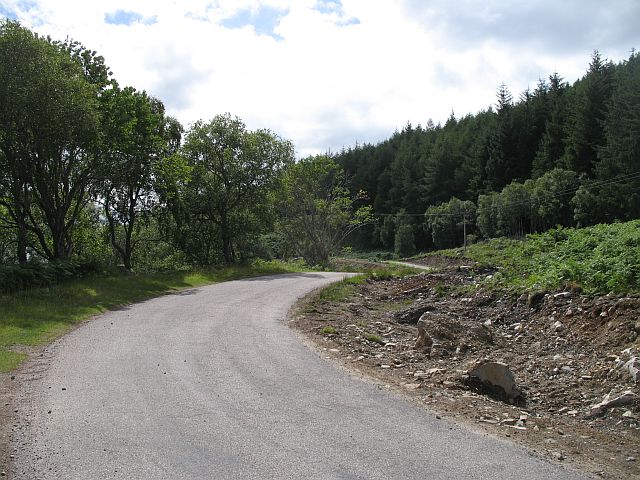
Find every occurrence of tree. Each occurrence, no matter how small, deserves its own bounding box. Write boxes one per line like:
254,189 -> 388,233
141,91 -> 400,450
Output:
279,155 -> 373,267
425,198 -> 476,249
591,51 -> 640,222
0,20 -> 43,263
99,86 -> 168,270
563,51 -> 614,175
26,43 -> 102,260
394,224 -> 416,257
530,168 -> 579,230
181,114 -> 294,264
532,72 -> 569,177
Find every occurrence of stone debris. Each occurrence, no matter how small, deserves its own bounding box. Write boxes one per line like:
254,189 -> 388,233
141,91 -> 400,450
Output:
589,391 -> 638,417
295,256 -> 640,479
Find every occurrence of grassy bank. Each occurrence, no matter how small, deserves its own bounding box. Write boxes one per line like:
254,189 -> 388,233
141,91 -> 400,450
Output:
0,260 -> 303,372
308,263 -> 420,308
421,220 -> 640,295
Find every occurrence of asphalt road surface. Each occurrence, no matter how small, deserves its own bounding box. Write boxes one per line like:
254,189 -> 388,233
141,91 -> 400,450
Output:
11,272 -> 586,479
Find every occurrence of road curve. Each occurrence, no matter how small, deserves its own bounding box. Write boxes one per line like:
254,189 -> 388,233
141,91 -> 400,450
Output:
11,272 -> 585,479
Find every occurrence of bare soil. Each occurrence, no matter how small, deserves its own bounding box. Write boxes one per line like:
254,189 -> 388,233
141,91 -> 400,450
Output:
289,257 -> 640,479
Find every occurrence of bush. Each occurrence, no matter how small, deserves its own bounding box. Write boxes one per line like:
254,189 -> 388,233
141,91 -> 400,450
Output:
0,259 -> 102,294
394,225 -> 416,257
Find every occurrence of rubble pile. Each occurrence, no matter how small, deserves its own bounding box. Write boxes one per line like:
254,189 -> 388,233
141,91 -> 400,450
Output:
292,259 -> 640,479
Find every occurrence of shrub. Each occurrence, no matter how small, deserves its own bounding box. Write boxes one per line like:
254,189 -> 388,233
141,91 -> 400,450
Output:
0,259 -> 101,294
394,225 -> 416,257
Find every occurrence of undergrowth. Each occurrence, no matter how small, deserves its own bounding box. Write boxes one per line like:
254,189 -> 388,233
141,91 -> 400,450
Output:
437,220 -> 640,295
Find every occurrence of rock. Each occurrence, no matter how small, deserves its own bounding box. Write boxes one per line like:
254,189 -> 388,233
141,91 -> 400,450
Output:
552,321 -> 565,332
468,361 -> 521,400
415,312 -> 492,356
395,303 -> 434,324
404,383 -> 421,390
622,357 -> 639,383
527,291 -> 546,309
589,391 -> 638,417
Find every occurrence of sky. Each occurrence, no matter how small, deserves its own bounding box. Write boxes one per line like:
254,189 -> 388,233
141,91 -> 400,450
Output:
1,0 -> 639,157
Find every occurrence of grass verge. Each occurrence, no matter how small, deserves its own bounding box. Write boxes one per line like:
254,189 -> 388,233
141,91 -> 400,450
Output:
0,259 -> 304,372
306,262 -> 421,311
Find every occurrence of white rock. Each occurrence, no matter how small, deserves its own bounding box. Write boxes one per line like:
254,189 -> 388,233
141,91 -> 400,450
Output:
590,391 -> 638,416
468,361 -> 520,400
622,357 -> 639,383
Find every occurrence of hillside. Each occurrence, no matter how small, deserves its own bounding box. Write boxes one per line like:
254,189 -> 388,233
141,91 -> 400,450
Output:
291,222 -> 640,479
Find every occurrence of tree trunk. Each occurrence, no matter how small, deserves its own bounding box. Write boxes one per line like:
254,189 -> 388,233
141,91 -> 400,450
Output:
16,216 -> 28,265
220,214 -> 233,265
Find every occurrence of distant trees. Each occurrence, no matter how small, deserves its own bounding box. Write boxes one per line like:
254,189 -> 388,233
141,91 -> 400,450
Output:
425,198 -> 476,249
334,49 -> 640,251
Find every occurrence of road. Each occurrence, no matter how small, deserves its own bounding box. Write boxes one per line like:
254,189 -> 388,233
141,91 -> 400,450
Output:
11,272 -> 586,479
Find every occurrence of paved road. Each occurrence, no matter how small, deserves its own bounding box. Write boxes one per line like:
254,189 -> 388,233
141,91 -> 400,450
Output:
386,260 -> 433,270
11,273 -> 585,479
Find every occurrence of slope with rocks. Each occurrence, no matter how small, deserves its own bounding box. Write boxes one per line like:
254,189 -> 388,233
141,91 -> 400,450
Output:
290,256 -> 639,479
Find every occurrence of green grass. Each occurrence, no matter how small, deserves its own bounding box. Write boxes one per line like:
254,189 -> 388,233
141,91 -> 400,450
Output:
0,260 -> 304,372
308,263 -> 420,313
364,333 -> 385,345
320,326 -> 337,335
434,220 -> 640,295
316,274 -> 367,302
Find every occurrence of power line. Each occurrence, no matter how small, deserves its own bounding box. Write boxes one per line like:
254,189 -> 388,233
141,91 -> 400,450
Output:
368,171 -> 640,220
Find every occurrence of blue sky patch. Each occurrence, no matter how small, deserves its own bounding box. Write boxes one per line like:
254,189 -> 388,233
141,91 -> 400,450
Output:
315,0 -> 342,15
339,17 -> 360,26
104,10 -> 157,26
0,0 -> 38,20
0,4 -> 17,20
221,5 -> 287,40
314,1 -> 360,27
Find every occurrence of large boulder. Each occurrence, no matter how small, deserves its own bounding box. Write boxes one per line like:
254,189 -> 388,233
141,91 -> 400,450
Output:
468,361 -> 521,401
414,311 -> 493,357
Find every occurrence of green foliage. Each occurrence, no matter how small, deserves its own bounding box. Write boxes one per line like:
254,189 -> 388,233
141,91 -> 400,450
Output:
320,326 -> 337,335
333,51 -> 640,251
364,333 -> 385,345
100,86 -> 168,270
0,259 -> 102,294
457,220 -> 640,295
476,169 -> 580,239
174,114 -> 294,265
425,197 -> 476,249
394,224 -> 416,257
279,155 -> 374,268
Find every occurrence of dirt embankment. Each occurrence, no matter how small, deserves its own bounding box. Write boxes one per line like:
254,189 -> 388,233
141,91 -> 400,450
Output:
290,257 -> 640,479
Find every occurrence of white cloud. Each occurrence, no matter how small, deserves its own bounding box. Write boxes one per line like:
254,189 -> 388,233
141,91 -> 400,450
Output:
6,0 -> 640,157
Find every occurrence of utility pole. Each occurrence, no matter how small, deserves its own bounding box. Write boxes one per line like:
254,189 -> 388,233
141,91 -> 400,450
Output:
463,213 -> 467,252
